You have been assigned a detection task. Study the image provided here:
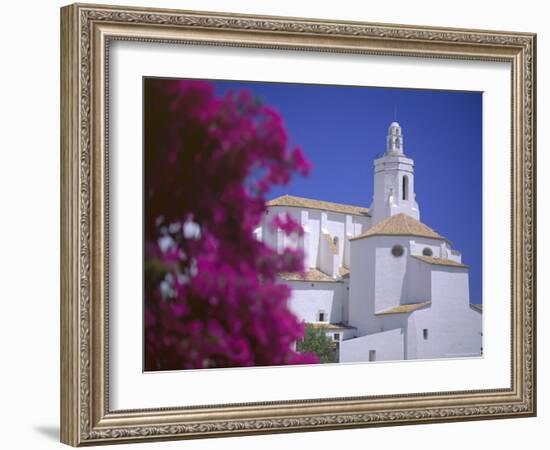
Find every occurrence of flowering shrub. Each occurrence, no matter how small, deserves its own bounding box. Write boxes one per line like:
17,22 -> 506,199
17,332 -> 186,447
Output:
144,79 -> 318,370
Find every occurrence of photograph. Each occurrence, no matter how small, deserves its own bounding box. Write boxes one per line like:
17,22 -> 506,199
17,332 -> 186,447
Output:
143,78 -> 483,371
57,2 -> 536,446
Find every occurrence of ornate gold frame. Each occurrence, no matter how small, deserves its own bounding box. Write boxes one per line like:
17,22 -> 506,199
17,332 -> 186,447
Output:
60,3 -> 536,446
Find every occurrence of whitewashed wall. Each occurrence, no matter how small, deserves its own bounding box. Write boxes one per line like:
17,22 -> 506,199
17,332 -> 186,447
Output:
409,239 -> 452,260
340,328 -> 404,362
262,206 -> 281,251
318,222 -> 336,277
347,236 -> 376,335
406,263 -> 482,359
403,256 -> 431,303
303,209 -> 321,268
341,279 -> 350,324
370,154 -> 420,225
324,327 -> 357,343
285,280 -> 346,324
261,205 -> 370,271
373,236 -> 411,312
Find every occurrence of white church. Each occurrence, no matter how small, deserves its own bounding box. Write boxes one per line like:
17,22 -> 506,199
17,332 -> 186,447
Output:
255,122 -> 482,363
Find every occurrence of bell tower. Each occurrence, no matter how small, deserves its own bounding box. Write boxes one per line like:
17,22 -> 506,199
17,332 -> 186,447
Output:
369,122 -> 420,225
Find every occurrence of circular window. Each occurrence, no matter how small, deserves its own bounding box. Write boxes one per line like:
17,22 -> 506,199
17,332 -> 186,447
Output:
422,247 -> 433,256
391,245 -> 404,257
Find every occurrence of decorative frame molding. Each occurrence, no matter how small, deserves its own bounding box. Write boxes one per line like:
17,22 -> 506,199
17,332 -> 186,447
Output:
60,3 -> 536,446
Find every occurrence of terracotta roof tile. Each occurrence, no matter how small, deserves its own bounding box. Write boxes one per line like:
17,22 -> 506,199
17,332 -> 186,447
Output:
350,213 -> 447,242
375,301 -> 431,315
310,322 -> 357,330
339,266 -> 350,278
412,255 -> 469,268
279,268 -> 338,283
267,195 -> 370,217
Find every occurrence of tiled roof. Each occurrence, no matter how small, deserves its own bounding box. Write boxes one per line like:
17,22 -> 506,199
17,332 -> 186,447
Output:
279,268 -> 337,283
310,322 -> 356,330
375,301 -> 431,315
267,195 -> 370,217
350,213 -> 446,242
470,303 -> 483,312
412,255 -> 469,268
339,266 -> 350,278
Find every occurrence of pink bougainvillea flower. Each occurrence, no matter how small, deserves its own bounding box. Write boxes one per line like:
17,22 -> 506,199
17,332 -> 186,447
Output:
143,78 -> 317,371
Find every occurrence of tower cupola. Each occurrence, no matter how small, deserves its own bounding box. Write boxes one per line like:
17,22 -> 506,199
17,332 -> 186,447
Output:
386,122 -> 404,155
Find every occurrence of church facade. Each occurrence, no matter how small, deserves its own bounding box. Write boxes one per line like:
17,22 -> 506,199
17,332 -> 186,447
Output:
255,122 -> 482,363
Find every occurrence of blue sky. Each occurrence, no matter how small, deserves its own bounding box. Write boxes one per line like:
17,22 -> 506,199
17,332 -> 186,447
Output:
211,80 -> 482,305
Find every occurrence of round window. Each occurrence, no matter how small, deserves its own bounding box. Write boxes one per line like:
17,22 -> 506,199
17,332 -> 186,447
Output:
391,245 -> 404,257
422,247 -> 433,256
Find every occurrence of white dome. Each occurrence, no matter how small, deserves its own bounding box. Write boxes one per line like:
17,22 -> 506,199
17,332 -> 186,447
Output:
389,121 -> 401,129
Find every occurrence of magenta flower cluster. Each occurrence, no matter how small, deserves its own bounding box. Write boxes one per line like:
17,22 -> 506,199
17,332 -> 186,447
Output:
144,79 -> 318,370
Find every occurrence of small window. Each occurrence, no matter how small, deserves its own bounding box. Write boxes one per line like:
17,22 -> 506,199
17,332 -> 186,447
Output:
422,247 -> 433,256
369,350 -> 376,362
318,311 -> 326,322
402,175 -> 409,200
391,244 -> 404,257
423,329 -> 429,340
333,236 -> 339,249
333,333 -> 340,341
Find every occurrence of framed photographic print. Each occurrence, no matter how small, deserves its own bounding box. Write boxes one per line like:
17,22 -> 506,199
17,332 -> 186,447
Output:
60,3 -> 537,446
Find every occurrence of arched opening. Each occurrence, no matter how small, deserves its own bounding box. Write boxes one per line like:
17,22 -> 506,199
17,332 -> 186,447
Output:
402,175 -> 409,201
